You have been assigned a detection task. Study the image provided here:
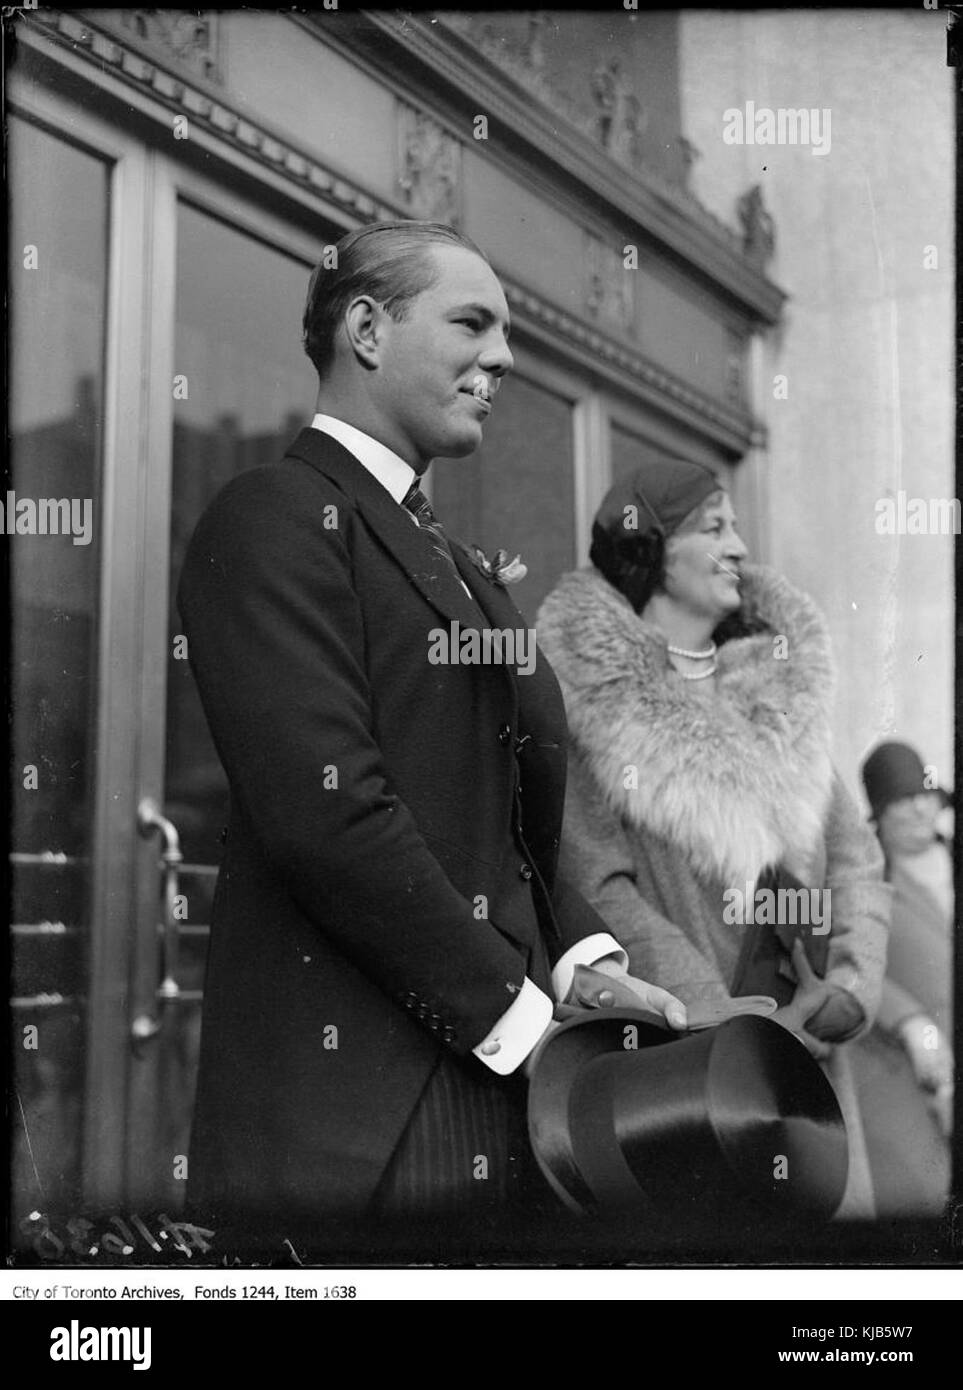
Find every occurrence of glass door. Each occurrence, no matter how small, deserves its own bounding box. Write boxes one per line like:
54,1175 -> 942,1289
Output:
9,112 -> 110,1234
124,170 -> 330,1212
8,60 -> 337,1245
7,65 -> 168,1245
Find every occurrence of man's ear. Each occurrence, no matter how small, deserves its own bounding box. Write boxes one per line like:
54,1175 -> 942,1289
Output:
343,294 -> 387,371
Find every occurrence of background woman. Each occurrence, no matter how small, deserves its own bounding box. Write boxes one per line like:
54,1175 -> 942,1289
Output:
850,741 -> 954,1214
536,457 -> 890,1218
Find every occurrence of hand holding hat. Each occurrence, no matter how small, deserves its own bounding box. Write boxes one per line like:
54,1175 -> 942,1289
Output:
525,965 -> 685,1078
560,964 -> 776,1031
560,964 -> 688,1029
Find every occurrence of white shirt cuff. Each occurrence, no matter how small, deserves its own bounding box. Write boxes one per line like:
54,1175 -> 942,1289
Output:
552,933 -> 629,1004
472,977 -> 554,1076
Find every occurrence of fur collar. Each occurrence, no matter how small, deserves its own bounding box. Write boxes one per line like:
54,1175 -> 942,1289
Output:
536,563 -> 836,886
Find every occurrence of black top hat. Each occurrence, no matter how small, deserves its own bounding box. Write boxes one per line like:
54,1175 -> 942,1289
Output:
528,1009 -> 847,1221
860,740 -> 950,821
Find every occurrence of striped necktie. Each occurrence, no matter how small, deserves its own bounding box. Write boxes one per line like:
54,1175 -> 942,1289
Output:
402,482 -> 461,577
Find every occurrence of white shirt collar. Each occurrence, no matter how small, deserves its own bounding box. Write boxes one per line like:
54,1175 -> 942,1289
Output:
310,413 -> 416,505
310,414 -> 476,602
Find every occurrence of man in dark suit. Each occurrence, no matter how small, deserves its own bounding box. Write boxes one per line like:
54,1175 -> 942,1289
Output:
178,221 -> 685,1238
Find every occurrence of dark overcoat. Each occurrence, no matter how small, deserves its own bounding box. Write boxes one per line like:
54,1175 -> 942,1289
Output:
177,427 -> 605,1225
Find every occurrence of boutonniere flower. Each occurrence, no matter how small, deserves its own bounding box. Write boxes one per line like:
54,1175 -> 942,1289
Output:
468,545 -> 528,586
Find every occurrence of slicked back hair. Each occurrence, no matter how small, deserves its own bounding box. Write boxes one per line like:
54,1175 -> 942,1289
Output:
303,220 -> 490,381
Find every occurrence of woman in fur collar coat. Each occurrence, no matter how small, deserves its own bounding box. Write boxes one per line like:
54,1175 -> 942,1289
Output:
536,459 -> 890,1218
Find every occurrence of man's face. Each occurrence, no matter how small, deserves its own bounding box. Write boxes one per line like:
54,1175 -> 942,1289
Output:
372,245 -> 514,469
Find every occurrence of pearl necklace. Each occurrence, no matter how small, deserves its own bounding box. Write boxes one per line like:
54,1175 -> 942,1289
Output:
667,639 -> 717,681
667,641 -> 717,660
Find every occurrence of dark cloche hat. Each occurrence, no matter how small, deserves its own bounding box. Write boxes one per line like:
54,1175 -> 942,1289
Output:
593,456 -> 722,544
860,740 -> 949,821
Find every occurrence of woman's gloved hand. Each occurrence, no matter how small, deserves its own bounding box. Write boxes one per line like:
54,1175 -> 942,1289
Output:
770,940 -> 836,1060
804,985 -> 866,1043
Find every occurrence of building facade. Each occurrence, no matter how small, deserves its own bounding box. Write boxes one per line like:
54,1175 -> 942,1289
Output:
679,6 -> 955,801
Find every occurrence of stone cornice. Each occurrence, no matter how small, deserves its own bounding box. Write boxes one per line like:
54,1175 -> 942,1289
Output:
502,282 -> 762,456
309,10 -> 786,328
23,8 -> 402,226
18,7 -> 763,456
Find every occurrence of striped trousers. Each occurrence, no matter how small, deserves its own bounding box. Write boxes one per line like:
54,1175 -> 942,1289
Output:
368,1050 -> 546,1219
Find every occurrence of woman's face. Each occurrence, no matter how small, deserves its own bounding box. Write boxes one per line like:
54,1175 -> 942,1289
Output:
877,792 -> 943,858
660,491 -> 748,624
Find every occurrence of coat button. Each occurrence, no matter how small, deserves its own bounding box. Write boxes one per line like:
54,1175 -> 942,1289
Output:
498,724 -> 512,746
479,1039 -> 501,1056
519,863 -> 533,881
442,1026 -> 456,1043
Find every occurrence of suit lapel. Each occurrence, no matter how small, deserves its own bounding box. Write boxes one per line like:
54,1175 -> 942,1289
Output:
286,428 -> 566,891
451,542 -> 525,715
286,428 -> 485,631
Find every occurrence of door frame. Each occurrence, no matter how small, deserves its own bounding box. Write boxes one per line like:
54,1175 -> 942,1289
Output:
124,162 -> 333,1205
9,72 -> 167,1212
7,69 -> 338,1211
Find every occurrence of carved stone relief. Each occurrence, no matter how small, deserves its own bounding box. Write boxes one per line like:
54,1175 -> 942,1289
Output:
397,103 -> 462,227
591,57 -> 647,169
737,184 -> 777,270
584,233 -> 634,337
435,11 -> 748,261
118,10 -> 220,82
725,328 -> 748,407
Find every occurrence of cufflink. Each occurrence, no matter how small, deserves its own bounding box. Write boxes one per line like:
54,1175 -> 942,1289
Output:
479,1039 -> 501,1056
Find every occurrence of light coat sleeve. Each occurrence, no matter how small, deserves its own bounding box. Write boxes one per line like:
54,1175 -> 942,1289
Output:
557,755 -> 731,1006
874,977 -> 929,1036
818,772 -> 891,1033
